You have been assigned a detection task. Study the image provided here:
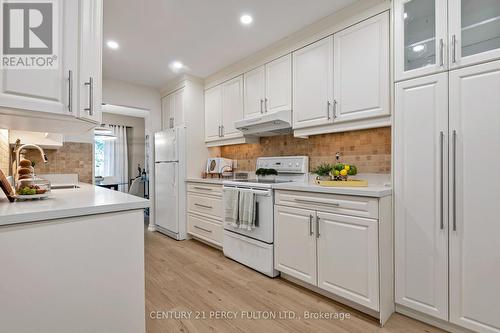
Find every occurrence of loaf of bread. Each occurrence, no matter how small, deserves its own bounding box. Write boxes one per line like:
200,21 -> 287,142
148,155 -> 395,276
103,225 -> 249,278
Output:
18,167 -> 34,175
19,159 -> 32,168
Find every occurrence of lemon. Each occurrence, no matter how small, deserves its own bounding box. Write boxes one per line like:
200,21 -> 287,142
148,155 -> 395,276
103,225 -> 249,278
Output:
344,165 -> 350,171
334,170 -> 340,176
340,169 -> 348,176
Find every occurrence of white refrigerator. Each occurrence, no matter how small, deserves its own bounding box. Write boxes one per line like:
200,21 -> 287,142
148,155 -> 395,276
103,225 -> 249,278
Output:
154,127 -> 186,240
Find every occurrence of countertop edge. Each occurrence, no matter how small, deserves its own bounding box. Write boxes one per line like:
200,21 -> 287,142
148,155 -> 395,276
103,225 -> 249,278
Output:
273,184 -> 393,198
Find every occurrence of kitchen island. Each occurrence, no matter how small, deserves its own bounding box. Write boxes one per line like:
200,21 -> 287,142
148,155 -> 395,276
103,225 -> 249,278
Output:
0,184 -> 149,333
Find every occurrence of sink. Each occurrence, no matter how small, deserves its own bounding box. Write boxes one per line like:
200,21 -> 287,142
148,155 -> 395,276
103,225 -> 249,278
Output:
51,184 -> 80,189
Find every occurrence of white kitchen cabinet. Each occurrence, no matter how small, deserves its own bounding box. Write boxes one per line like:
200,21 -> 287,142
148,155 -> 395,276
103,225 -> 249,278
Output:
78,0 -> 103,124
274,190 -> 393,323
162,88 -> 185,129
274,206 -> 317,285
221,76 -> 243,139
292,36 -> 334,129
204,85 -> 222,142
394,73 -> 449,320
333,13 -> 389,123
265,54 -> 292,114
243,66 -> 266,119
394,0 -> 448,81
449,61 -> 500,333
0,0 -> 79,115
449,0 -> 500,69
317,212 -> 379,311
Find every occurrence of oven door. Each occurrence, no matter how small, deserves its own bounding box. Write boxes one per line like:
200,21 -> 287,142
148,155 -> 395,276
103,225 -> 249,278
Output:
223,186 -> 274,244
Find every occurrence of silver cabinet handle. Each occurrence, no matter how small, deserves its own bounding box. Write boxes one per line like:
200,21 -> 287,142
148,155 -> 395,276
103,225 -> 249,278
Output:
333,99 -> 338,119
68,70 -> 73,112
452,35 -> 457,64
221,125 -> 225,137
194,225 -> 212,233
309,214 -> 314,236
84,77 -> 94,116
264,98 -> 268,113
195,203 -> 213,209
316,215 -> 320,238
452,130 -> 457,231
439,38 -> 444,67
260,99 -> 264,114
327,101 -> 331,120
439,131 -> 444,230
294,198 -> 340,207
193,186 -> 213,191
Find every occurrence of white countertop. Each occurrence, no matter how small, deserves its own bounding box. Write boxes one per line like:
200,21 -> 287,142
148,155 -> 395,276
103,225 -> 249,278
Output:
273,182 -> 392,198
185,178 -> 225,185
0,183 -> 149,226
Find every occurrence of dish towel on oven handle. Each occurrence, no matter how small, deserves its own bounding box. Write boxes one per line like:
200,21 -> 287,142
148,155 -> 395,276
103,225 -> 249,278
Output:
224,187 -> 240,226
238,189 -> 256,230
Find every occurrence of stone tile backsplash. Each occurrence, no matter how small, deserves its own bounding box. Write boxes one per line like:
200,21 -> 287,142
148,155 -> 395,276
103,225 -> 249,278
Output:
209,127 -> 391,173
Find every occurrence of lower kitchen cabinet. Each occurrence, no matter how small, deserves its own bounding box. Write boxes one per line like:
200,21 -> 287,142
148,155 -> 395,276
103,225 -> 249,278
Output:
274,190 -> 393,323
317,212 -> 379,311
274,206 -> 317,285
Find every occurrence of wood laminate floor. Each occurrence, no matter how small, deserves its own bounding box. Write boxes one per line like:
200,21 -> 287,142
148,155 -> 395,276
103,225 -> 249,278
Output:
145,230 -> 445,333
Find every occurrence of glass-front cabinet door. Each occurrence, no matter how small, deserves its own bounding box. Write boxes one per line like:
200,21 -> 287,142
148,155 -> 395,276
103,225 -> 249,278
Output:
449,0 -> 500,68
395,0 -> 448,81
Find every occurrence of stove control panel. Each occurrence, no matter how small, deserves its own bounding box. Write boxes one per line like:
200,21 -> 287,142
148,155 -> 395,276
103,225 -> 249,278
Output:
256,156 -> 309,174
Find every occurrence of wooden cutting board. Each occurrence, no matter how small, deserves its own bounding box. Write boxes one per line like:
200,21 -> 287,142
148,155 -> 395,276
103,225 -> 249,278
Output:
315,179 -> 368,187
0,168 -> 15,202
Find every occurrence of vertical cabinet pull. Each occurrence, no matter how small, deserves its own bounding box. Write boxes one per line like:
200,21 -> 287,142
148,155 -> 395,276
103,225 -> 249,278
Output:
84,77 -> 94,116
264,98 -> 268,113
327,101 -> 331,120
309,214 -> 314,236
221,125 -> 225,137
333,99 -> 338,119
452,35 -> 457,64
439,131 -> 444,230
218,126 -> 221,137
68,70 -> 73,112
439,38 -> 444,67
452,130 -> 457,231
316,215 -> 320,238
260,99 -> 264,114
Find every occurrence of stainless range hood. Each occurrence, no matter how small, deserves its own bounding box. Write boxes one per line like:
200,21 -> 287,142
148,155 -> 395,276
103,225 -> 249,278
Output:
235,110 -> 292,137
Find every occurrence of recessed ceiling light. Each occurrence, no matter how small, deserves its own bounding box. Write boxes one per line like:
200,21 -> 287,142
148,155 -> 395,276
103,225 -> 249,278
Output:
240,14 -> 253,25
107,40 -> 119,50
172,61 -> 184,69
413,44 -> 425,52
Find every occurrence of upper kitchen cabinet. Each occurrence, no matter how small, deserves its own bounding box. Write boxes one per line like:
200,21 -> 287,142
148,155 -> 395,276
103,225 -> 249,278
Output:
0,0 -> 79,115
78,0 -> 103,124
161,88 -> 184,129
449,0 -> 500,69
292,37 -> 334,129
221,76 -> 243,139
333,12 -> 389,123
243,54 -> 291,120
395,0 -> 448,81
204,85 -> 223,142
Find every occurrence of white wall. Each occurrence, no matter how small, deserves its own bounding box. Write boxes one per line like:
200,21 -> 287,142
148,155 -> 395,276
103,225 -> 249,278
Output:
102,79 -> 161,230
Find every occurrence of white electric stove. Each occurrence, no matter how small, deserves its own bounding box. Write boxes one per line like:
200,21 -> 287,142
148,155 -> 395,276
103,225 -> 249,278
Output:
222,156 -> 308,277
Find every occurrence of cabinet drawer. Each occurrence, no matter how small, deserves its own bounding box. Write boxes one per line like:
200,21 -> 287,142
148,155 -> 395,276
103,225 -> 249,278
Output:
187,193 -> 223,220
187,214 -> 222,246
275,190 -> 378,219
187,183 -> 222,197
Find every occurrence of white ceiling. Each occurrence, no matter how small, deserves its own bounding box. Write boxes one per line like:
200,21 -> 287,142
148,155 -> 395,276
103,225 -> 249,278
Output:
103,0 -> 356,88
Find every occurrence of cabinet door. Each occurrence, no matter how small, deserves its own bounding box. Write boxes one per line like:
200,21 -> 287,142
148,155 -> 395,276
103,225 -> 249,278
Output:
78,0 -> 103,123
0,0 -> 79,115
449,0 -> 500,69
221,76 -> 244,139
394,0 -> 448,81
292,37 -> 333,129
274,206 -> 317,285
243,66 -> 265,119
161,95 -> 172,129
449,60 -> 500,333
394,73 -> 449,320
265,54 -> 292,114
317,212 -> 379,311
204,85 -> 222,142
333,13 -> 389,123
173,88 -> 184,127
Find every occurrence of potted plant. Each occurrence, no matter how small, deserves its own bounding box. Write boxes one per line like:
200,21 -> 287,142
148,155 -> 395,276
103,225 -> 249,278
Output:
312,163 -> 334,181
255,168 -> 278,182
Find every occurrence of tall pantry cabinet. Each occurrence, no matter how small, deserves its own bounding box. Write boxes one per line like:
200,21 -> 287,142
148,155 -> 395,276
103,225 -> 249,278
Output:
394,1 -> 500,332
